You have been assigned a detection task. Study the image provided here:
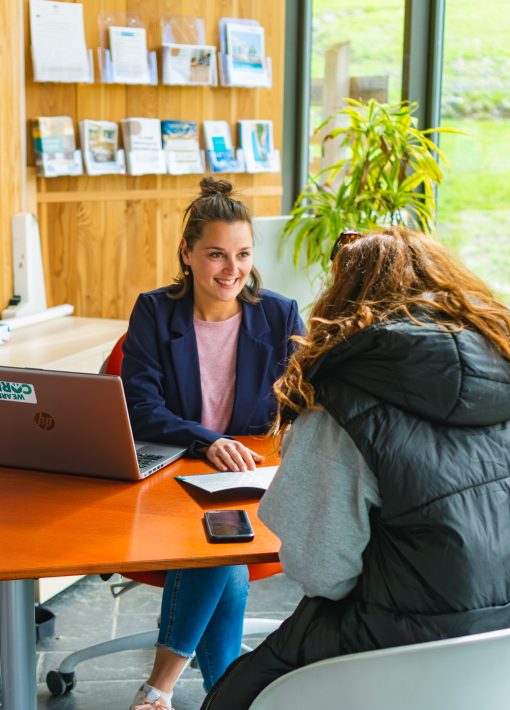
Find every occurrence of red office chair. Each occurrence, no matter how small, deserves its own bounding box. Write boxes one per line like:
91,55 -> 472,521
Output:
46,335 -> 283,697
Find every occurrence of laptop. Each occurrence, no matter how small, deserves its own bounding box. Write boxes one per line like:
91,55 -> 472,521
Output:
0,366 -> 187,481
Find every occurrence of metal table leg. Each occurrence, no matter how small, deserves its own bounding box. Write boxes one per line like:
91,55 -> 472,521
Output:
0,579 -> 37,710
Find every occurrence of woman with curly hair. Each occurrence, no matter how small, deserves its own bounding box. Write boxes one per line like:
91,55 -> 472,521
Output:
202,226 -> 510,709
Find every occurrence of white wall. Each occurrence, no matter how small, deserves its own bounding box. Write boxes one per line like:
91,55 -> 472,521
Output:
252,216 -> 323,315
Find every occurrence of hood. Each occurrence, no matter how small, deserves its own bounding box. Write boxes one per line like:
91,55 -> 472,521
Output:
309,318 -> 510,426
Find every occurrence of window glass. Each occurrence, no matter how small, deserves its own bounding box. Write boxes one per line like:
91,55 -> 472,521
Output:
310,0 -> 405,174
437,0 -> 510,303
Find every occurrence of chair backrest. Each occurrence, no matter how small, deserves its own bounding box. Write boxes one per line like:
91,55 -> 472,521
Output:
104,334 -> 283,585
249,628 -> 510,710
103,334 -> 127,376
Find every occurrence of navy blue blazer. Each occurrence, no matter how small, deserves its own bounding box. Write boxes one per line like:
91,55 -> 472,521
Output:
121,287 -> 304,453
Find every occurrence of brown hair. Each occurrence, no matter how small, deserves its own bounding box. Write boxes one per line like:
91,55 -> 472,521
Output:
273,226 -> 510,431
167,177 -> 261,303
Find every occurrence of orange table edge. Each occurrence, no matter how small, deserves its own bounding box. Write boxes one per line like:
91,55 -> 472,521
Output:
0,436 -> 280,710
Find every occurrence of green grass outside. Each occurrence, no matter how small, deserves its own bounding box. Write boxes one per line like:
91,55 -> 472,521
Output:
310,0 -> 510,301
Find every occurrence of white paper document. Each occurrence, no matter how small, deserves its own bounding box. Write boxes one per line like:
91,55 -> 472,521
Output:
30,0 -> 90,82
176,466 -> 278,495
109,26 -> 151,84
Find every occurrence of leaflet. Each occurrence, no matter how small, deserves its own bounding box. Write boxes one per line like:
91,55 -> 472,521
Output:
30,0 -> 90,82
176,466 -> 278,495
109,25 -> 151,84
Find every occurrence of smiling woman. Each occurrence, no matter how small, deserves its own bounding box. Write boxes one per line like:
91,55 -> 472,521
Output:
181,220 -> 254,318
120,176 -> 304,710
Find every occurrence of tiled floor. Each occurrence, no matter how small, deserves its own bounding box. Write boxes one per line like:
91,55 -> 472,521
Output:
29,572 -> 302,710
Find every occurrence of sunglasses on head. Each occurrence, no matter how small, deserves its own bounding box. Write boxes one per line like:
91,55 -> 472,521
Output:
330,230 -> 365,261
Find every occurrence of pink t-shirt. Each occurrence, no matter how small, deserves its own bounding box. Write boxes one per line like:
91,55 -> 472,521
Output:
194,311 -> 242,433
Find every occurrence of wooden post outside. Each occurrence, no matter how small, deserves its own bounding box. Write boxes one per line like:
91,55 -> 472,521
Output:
319,41 -> 351,179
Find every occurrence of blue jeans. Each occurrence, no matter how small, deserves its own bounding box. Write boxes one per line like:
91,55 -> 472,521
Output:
156,565 -> 250,690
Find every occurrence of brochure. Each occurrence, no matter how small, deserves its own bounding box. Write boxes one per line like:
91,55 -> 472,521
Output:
238,120 -> 278,172
176,466 -> 278,495
32,116 -> 82,177
121,118 -> 166,175
109,25 -> 151,84
223,21 -> 268,87
162,44 -> 216,86
203,120 -> 239,173
29,0 -> 91,82
218,17 -> 259,55
161,120 -> 204,175
80,120 -> 125,175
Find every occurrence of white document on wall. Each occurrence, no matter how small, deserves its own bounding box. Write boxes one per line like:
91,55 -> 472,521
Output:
109,25 -> 151,84
30,0 -> 90,82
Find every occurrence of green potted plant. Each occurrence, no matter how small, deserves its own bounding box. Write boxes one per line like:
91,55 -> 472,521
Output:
283,98 -> 461,273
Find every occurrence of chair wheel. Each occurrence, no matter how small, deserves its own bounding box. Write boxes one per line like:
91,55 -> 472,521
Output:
46,670 -> 76,697
190,655 -> 199,669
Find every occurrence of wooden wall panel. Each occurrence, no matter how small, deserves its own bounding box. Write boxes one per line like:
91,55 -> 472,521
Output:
0,0 -> 24,310
21,0 -> 285,319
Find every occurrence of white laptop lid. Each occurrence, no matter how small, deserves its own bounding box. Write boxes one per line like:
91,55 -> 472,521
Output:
0,366 -> 186,481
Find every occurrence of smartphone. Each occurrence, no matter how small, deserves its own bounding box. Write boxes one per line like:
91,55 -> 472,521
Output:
204,510 -> 254,543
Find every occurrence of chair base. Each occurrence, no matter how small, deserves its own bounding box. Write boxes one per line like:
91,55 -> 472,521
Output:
46,618 -> 282,696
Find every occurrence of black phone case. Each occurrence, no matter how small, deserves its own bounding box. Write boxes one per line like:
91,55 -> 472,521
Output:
204,511 -> 254,543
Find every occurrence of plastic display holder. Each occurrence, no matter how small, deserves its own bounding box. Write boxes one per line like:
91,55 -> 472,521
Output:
166,150 -> 206,176
219,53 -> 272,88
36,149 -> 83,178
125,150 -> 166,177
31,47 -> 94,83
83,149 -> 126,176
206,148 -> 245,174
161,16 -> 218,87
217,18 -> 272,88
97,11 -> 157,85
112,149 -> 126,174
244,149 -> 281,174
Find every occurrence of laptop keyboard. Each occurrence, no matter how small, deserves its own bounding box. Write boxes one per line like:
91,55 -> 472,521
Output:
136,452 -> 167,470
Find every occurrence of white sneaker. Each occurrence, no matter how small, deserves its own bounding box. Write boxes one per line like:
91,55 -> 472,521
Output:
130,685 -> 173,709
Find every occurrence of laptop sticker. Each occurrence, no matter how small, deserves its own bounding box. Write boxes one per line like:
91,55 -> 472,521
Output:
0,380 -> 37,403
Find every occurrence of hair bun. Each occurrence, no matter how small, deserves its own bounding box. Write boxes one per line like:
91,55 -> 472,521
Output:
199,177 -> 233,198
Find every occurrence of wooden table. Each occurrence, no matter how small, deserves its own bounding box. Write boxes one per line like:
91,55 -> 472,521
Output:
0,315 -> 129,602
0,437 -> 280,710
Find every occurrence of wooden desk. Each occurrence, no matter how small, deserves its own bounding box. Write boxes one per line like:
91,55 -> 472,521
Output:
0,315 -> 128,372
0,315 -> 128,602
0,437 -> 280,710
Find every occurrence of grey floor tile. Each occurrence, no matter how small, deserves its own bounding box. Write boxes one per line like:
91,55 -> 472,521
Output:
23,571 -> 303,709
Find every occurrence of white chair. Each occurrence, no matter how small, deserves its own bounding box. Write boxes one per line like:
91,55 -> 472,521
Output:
249,627 -> 510,710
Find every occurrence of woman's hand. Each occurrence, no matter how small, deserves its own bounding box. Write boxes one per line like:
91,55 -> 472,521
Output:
204,438 -> 265,472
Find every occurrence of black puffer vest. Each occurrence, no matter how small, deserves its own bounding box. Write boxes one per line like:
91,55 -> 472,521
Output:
309,317 -> 510,653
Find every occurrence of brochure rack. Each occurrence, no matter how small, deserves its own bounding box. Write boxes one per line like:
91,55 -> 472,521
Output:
80,120 -> 126,176
161,16 -> 217,86
14,0 -> 286,326
218,18 -> 272,88
97,12 -> 157,85
31,49 -> 94,84
35,150 -> 83,178
206,148 -> 245,174
244,149 -> 280,173
238,120 -> 280,173
219,55 -> 272,88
